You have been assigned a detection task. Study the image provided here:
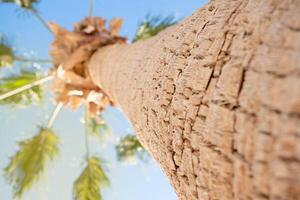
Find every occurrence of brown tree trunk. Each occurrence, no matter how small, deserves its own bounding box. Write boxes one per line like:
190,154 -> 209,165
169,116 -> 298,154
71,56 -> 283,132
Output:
88,0 -> 300,199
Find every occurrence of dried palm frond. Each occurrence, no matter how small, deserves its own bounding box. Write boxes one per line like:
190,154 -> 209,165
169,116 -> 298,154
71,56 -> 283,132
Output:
50,17 -> 126,116
4,128 -> 59,198
73,156 -> 109,200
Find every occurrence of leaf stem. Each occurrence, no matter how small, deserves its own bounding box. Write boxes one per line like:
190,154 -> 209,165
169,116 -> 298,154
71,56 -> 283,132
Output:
14,56 -> 52,64
84,112 -> 91,160
89,0 -> 94,17
0,75 -> 53,101
29,8 -> 53,34
47,102 -> 63,128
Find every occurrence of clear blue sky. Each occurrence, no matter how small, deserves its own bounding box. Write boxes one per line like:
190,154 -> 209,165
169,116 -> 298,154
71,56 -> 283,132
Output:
0,0 -> 207,200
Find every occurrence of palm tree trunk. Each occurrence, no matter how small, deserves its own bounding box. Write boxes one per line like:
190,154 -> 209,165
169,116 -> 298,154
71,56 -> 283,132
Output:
88,0 -> 300,199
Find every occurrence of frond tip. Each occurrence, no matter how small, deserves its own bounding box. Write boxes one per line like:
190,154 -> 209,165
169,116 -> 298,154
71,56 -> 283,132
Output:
116,135 -> 148,163
85,114 -> 110,142
74,156 -> 109,200
4,128 -> 59,198
0,0 -> 39,9
133,14 -> 177,42
0,42 -> 14,67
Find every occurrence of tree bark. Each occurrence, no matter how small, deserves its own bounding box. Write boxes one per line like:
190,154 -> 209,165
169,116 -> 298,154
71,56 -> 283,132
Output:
88,0 -> 300,199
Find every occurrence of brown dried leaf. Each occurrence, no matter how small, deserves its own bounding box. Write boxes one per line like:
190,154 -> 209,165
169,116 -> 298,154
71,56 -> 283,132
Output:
62,71 -> 97,90
68,96 -> 83,110
50,17 -> 123,115
56,89 -> 69,104
73,63 -> 85,77
49,22 -> 87,67
51,78 -> 65,93
48,22 -> 65,36
109,18 -> 123,36
74,17 -> 106,34
88,102 -> 99,117
61,37 -> 103,70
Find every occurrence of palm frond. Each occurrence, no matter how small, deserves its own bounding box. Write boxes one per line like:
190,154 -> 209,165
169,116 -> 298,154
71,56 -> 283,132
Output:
115,134 -> 148,163
0,0 -> 14,3
85,115 -> 110,142
0,42 -> 51,67
73,156 -> 109,200
0,0 -> 39,9
4,127 -> 59,198
1,0 -> 53,34
14,56 -> 52,64
29,8 -> 53,34
0,70 -> 44,106
133,14 -> 177,42
0,42 -> 14,67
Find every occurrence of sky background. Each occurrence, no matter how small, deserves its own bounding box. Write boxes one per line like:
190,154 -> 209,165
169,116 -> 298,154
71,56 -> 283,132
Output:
0,0 -> 207,199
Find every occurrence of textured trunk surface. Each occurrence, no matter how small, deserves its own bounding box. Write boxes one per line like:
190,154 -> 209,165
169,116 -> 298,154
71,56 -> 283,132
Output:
88,0 -> 300,199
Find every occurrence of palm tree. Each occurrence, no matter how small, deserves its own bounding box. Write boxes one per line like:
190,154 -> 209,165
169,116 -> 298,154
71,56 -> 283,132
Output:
2,0 -> 300,200
0,0 -> 175,199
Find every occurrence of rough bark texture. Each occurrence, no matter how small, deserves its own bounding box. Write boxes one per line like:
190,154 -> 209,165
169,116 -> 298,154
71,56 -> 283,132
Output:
88,0 -> 300,199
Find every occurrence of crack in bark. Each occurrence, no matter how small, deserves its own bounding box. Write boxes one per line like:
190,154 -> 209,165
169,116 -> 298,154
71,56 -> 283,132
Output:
88,0 -> 300,199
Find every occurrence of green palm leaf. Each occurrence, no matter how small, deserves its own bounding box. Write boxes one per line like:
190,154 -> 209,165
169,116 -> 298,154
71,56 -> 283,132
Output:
4,127 -> 59,198
0,70 -> 43,106
73,156 -> 109,200
1,0 -> 53,33
0,41 -> 51,67
85,115 -> 110,142
0,0 -> 39,9
133,14 -> 177,42
0,42 -> 14,67
115,135 -> 148,162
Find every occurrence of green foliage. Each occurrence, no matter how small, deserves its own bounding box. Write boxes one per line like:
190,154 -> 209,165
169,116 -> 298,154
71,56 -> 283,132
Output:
4,128 -> 59,198
133,14 -> 177,42
0,42 -> 14,67
85,115 -> 110,143
1,0 -> 53,34
0,70 -> 43,106
73,156 -> 109,200
0,0 -> 39,9
115,134 -> 148,163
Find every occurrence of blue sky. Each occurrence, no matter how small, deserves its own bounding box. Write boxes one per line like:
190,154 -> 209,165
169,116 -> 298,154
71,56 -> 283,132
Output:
0,0 -> 207,199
